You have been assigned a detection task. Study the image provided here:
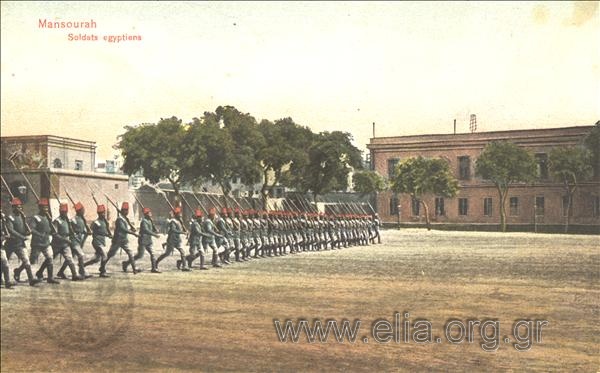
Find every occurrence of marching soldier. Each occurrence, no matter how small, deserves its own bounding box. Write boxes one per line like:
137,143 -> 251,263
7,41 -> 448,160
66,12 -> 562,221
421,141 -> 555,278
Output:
127,207 -> 160,273
203,208 -> 225,267
83,204 -> 111,277
157,207 -> 190,271
57,202 -> 92,279
52,203 -> 83,281
216,207 -> 232,264
371,213 -> 381,244
105,202 -> 139,275
1,209 -> 14,288
186,209 -> 209,269
6,198 -> 41,286
19,198 -> 60,284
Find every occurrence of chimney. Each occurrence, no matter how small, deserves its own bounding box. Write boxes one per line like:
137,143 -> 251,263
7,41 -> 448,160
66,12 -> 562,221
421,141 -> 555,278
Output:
372,122 -> 376,138
453,119 -> 456,135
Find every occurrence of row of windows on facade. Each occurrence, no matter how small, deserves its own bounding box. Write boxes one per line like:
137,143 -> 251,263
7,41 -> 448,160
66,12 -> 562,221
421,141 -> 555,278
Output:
53,158 -> 84,170
386,153 -> 549,180
389,195 -> 600,218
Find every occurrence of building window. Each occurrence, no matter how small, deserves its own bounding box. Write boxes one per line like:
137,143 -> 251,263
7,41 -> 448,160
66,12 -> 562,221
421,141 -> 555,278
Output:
75,160 -> 83,171
389,195 -> 399,215
562,195 -> 571,217
509,197 -> 519,216
435,197 -> 445,216
387,158 -> 400,178
483,197 -> 493,217
535,153 -> 549,180
458,198 -> 468,216
535,196 -> 545,216
114,184 -> 119,190
211,179 -> 217,186
411,197 -> 420,216
458,156 -> 470,180
594,196 -> 600,218
53,158 -> 63,168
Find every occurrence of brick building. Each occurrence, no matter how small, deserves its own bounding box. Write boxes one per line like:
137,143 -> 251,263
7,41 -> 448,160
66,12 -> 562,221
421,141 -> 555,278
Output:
1,135 -> 130,222
367,126 -> 600,233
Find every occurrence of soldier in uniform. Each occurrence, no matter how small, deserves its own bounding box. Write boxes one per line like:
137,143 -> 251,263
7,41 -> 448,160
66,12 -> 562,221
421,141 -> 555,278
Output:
203,208 -> 225,267
57,202 -> 92,279
371,213 -> 381,244
231,208 -> 244,261
186,209 -> 209,269
52,203 -> 83,281
19,198 -> 60,284
215,207 -> 232,264
157,207 -> 190,271
5,198 -> 41,286
1,209 -> 14,288
83,204 -> 111,277
105,202 -> 139,275
127,207 -> 160,273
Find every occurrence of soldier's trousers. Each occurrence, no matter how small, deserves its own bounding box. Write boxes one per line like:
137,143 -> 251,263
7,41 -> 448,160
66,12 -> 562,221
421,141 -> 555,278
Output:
52,245 -> 80,279
156,243 -> 187,269
9,246 -> 36,282
58,243 -> 88,276
129,243 -> 156,270
84,243 -> 108,274
1,248 -> 11,285
105,242 -> 135,273
187,243 -> 206,266
24,245 -> 53,279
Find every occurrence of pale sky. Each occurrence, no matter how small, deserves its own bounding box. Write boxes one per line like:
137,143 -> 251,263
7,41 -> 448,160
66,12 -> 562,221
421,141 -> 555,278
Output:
1,1 -> 599,161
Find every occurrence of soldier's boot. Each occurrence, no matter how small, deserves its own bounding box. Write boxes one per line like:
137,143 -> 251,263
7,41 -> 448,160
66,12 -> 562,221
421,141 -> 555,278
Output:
57,261 -> 69,279
235,249 -> 241,262
180,254 -> 191,271
176,259 -> 182,270
46,264 -> 60,284
35,261 -> 48,280
151,255 -> 161,273
68,262 -> 83,281
122,260 -> 129,273
186,254 -> 194,269
212,252 -> 221,268
155,253 -> 168,271
13,264 -> 23,282
199,254 -> 208,270
25,265 -> 41,286
223,249 -> 231,264
78,257 -> 92,278
2,261 -> 13,288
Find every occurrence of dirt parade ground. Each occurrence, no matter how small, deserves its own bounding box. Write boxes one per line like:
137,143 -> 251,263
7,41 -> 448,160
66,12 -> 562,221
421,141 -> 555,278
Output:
1,229 -> 598,372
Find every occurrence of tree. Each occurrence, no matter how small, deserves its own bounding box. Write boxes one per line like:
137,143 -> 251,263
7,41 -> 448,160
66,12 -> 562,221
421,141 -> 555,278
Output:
390,157 -> 458,230
257,117 -> 314,209
584,121 -> 600,180
549,146 -> 592,233
352,170 -> 387,196
475,141 -> 536,232
118,116 -> 192,198
284,131 -> 363,202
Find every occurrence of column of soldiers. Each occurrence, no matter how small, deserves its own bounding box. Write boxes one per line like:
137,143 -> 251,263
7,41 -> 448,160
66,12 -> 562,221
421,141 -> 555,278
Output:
0,196 -> 382,289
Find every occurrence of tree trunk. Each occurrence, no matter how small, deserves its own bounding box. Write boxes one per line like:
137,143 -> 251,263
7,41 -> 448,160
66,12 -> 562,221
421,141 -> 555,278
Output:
565,192 -> 572,234
421,200 -> 431,230
260,169 -> 270,211
498,187 -> 507,232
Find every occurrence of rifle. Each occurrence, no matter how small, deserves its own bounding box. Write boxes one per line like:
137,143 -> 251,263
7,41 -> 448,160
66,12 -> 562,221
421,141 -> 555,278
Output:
87,183 -> 112,238
0,174 -> 32,235
45,172 -> 76,242
103,192 -> 137,233
133,193 -> 159,234
186,191 -> 209,216
156,190 -> 188,234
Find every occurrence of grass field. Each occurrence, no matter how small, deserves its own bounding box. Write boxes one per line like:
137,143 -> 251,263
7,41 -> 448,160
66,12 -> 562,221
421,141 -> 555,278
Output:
1,229 -> 599,372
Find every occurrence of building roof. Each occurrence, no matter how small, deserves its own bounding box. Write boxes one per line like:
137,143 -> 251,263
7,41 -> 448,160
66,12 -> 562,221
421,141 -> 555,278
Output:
367,125 -> 593,151
1,135 -> 96,149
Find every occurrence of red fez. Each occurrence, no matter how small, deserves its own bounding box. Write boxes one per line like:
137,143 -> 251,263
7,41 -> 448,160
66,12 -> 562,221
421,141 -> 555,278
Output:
173,207 -> 181,214
59,203 -> 68,212
11,197 -> 22,206
121,202 -> 129,210
234,208 -> 241,214
38,198 -> 49,206
75,202 -> 84,211
209,207 -> 216,215
97,204 -> 106,213
221,207 -> 228,215
143,207 -> 151,214
195,209 -> 203,217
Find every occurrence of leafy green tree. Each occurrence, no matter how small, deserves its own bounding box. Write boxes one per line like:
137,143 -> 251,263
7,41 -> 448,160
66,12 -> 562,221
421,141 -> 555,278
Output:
258,117 -> 314,208
390,157 -> 458,230
584,121 -> 600,180
353,170 -> 387,195
284,131 -> 363,202
118,116 -> 192,197
475,141 -> 536,232
549,146 -> 592,233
